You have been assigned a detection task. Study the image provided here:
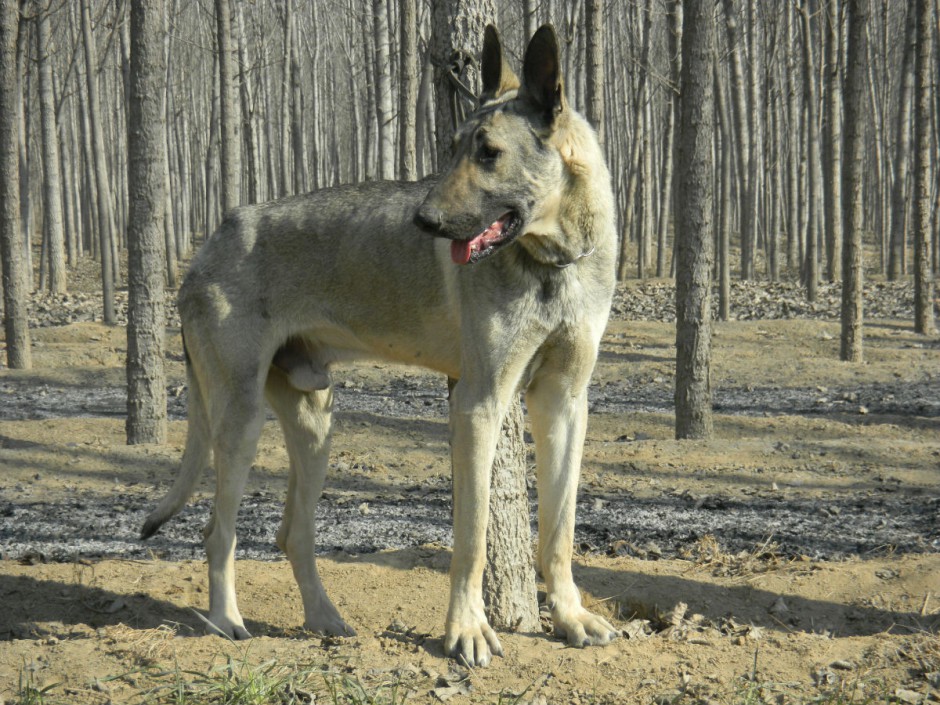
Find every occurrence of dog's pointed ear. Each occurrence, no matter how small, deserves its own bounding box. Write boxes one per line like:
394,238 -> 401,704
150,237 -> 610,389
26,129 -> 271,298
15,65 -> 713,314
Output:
521,24 -> 566,124
480,25 -> 519,103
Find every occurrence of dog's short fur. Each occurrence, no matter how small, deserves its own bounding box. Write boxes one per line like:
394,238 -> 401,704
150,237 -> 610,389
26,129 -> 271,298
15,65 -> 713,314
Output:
142,25 -> 617,667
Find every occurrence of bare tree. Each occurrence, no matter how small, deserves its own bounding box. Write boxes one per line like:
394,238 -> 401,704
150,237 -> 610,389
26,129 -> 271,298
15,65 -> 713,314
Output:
799,0 -> 820,301
216,0 -> 239,214
675,0 -> 715,440
840,0 -> 868,362
823,0 -> 844,282
373,0 -> 394,180
398,0 -> 418,180
126,0 -> 168,444
584,0 -> 604,146
0,0 -> 31,369
912,0 -> 937,334
34,0 -> 65,294
888,4 -> 916,281
80,0 -> 116,323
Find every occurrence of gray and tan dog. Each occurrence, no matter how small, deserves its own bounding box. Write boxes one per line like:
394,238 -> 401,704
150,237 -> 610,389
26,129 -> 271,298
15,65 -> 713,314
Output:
142,24 -> 617,667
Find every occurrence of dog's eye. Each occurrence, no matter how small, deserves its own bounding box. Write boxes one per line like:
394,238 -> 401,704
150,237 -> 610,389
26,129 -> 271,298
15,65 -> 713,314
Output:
479,144 -> 501,164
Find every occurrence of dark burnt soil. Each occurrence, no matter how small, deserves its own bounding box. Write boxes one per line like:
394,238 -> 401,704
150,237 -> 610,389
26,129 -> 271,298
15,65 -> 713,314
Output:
2,279 -> 938,568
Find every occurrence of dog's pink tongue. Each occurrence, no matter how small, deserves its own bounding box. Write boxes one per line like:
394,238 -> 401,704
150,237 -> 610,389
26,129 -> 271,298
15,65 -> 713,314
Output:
451,239 -> 473,265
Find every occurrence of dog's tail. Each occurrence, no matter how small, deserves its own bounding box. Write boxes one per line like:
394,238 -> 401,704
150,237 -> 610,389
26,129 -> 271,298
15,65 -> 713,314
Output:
140,346 -> 211,540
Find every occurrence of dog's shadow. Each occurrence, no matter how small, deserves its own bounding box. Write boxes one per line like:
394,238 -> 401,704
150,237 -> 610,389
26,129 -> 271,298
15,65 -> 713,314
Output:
0,572 -> 281,642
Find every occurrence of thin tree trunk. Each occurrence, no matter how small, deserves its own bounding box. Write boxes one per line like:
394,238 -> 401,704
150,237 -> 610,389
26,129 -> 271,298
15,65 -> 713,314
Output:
675,0 -> 715,440
841,0 -> 867,362
584,0 -> 604,146
657,0 -> 682,278
126,0 -> 168,444
800,0 -> 820,302
0,0 -> 31,368
80,0 -> 116,324
824,0 -> 844,282
216,0 -> 240,214
889,4 -> 916,281
35,0 -> 66,293
913,0 -> 937,333
715,61 -> 732,322
373,0 -> 394,180
398,0 -> 418,180
722,0 -> 753,279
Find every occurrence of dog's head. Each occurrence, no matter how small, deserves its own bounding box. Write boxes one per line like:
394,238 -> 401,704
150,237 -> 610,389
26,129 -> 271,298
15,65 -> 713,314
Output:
415,24 -> 604,267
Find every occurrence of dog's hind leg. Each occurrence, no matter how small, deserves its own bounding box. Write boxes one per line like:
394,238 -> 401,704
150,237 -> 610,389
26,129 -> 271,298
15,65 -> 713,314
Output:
265,368 -> 355,637
526,368 -> 618,648
202,372 -> 266,640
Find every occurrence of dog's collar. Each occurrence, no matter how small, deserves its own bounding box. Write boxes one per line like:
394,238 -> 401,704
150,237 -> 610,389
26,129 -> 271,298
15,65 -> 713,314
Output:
554,245 -> 596,269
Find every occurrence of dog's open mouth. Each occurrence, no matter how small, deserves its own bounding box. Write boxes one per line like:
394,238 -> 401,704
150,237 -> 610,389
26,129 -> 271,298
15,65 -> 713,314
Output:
450,212 -> 521,265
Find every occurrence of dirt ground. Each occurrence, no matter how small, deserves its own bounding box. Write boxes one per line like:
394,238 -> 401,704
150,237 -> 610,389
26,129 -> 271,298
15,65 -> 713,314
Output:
1,278 -> 939,703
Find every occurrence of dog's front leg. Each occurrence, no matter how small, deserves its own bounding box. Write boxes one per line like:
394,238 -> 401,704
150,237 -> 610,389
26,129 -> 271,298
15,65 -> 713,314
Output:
526,375 -> 619,648
445,384 -> 505,667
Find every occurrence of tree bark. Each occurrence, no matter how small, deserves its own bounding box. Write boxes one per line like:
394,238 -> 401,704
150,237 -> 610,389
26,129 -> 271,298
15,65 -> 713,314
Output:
0,0 -> 31,369
584,0 -> 604,147
80,0 -> 116,324
799,0 -> 820,302
675,0 -> 715,440
888,4 -> 916,281
216,0 -> 240,214
840,0 -> 867,362
35,0 -> 65,294
126,0 -> 168,444
913,0 -> 937,334
398,0 -> 418,180
373,0 -> 394,180
824,0 -> 844,282
721,0 -> 753,279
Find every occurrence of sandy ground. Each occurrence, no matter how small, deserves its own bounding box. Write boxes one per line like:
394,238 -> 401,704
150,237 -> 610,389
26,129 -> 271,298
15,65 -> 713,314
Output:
1,288 -> 939,703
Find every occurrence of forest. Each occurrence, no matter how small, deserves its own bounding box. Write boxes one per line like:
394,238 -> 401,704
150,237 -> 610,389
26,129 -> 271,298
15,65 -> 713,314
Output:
1,0 -> 937,312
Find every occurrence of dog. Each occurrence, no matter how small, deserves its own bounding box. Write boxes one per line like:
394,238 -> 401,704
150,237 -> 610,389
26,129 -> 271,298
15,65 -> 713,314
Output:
142,24 -> 618,667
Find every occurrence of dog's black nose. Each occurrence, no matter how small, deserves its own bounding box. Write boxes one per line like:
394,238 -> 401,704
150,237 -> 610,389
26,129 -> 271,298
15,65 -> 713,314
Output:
414,205 -> 444,233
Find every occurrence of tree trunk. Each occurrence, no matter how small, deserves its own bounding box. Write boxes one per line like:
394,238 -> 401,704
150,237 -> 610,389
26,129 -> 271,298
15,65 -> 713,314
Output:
432,0 -> 539,635
80,0 -> 116,324
824,0 -> 844,282
373,0 -> 394,180
0,0 -> 31,369
840,0 -> 867,362
126,0 -> 168,444
715,61 -> 732,322
216,0 -> 240,214
722,0 -> 753,279
888,4 -> 916,281
398,0 -> 418,180
675,0 -> 715,440
657,0 -> 682,279
913,0 -> 937,334
584,0 -> 604,147
35,0 -> 65,294
799,0 -> 820,302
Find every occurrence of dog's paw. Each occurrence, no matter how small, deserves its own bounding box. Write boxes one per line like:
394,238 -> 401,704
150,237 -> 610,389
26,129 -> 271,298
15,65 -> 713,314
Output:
304,614 -> 357,638
444,615 -> 503,667
204,612 -> 252,640
552,606 -> 618,648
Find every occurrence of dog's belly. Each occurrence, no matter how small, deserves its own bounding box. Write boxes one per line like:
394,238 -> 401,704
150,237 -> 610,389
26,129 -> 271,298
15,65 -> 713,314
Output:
292,316 -> 462,380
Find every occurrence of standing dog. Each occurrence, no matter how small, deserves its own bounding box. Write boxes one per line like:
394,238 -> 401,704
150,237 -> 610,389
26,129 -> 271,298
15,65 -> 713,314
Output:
142,25 -> 617,667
